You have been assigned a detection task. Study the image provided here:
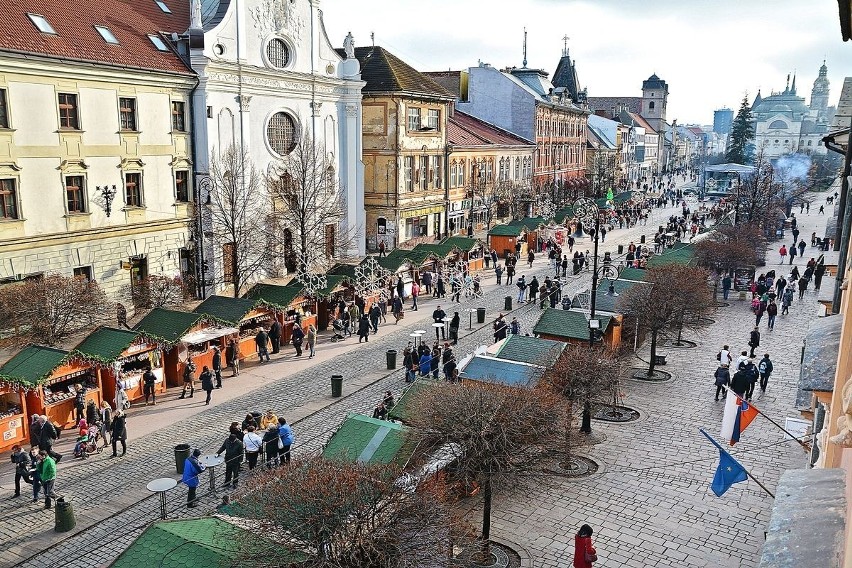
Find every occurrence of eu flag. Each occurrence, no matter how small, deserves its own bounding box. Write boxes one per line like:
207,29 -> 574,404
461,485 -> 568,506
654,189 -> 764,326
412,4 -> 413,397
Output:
700,429 -> 748,497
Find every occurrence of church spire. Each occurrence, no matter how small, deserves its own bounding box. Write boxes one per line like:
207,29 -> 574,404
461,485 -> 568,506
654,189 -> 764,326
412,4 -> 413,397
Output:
522,28 -> 528,68
791,73 -> 797,95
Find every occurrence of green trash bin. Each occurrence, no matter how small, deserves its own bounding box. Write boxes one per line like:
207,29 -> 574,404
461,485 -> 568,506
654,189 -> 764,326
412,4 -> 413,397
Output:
331,375 -> 343,397
54,497 -> 76,533
504,296 -> 512,310
476,307 -> 486,324
386,350 -> 397,370
174,443 -> 191,475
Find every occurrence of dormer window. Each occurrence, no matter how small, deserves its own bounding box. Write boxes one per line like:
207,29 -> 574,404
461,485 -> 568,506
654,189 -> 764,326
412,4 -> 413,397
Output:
27,13 -> 56,34
148,35 -> 169,51
154,0 -> 172,13
95,26 -> 119,44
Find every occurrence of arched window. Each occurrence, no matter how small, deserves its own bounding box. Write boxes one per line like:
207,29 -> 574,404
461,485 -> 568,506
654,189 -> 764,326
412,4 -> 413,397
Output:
649,101 -> 655,110
768,120 -> 787,130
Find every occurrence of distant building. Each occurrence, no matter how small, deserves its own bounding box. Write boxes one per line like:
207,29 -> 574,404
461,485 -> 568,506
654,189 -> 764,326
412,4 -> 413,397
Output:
713,108 -> 734,136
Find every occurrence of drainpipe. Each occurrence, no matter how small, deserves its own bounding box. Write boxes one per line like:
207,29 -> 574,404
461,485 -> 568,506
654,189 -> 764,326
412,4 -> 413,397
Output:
186,74 -> 207,300
832,116 -> 852,314
444,143 -> 451,237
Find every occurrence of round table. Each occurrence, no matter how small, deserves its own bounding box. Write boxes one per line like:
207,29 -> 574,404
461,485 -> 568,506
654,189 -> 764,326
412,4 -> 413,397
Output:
432,322 -> 445,340
412,330 -> 426,347
147,477 -> 178,519
199,454 -> 225,495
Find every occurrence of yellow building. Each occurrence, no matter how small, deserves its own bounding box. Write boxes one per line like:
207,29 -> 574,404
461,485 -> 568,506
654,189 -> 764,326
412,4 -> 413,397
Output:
0,2 -> 196,298
350,46 -> 454,250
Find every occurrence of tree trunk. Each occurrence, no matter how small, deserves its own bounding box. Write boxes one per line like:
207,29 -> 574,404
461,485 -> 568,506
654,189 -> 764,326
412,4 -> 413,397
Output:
648,329 -> 658,376
676,320 -> 684,345
479,472 -> 493,560
580,398 -> 592,434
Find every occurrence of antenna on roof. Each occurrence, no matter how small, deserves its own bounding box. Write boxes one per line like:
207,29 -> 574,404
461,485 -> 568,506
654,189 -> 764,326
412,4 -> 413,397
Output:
562,34 -> 570,57
522,27 -> 528,68
370,32 -> 374,47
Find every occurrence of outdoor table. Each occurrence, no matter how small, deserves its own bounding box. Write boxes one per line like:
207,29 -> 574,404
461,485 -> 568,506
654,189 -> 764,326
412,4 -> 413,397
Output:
146,477 -> 178,519
199,454 -> 225,495
467,308 -> 478,330
409,333 -> 421,347
432,322 -> 445,340
412,330 -> 426,347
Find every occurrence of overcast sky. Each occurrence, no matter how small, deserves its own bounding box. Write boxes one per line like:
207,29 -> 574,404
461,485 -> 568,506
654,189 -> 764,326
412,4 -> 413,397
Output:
322,0 -> 852,125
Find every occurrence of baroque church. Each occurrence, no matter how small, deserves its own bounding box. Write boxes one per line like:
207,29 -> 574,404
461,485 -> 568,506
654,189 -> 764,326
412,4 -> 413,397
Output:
752,62 -> 835,158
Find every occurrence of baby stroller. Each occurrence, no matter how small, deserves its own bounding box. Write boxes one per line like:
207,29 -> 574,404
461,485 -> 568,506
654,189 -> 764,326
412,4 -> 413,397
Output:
74,427 -> 102,459
331,319 -> 346,342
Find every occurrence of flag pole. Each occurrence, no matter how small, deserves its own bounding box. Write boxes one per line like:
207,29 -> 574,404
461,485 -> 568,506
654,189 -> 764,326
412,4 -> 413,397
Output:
724,387 -> 811,452
699,429 -> 776,498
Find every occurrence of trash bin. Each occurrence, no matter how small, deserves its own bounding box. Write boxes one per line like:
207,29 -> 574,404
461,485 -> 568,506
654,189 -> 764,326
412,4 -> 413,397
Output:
386,350 -> 397,370
617,244 -> 624,255
476,307 -> 486,324
504,296 -> 512,310
654,355 -> 667,366
54,497 -> 76,533
174,443 -> 191,475
640,235 -> 646,244
331,375 -> 343,397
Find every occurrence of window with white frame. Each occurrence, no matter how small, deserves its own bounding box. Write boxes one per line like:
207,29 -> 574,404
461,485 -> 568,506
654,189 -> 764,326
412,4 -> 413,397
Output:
407,107 -> 421,131
404,156 -> 414,191
450,161 -> 457,188
426,109 -> 440,130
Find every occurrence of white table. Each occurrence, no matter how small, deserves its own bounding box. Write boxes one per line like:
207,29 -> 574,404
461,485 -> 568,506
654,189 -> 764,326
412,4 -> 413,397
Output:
199,454 -> 225,495
432,322 -> 446,340
147,477 -> 178,519
467,308 -> 478,330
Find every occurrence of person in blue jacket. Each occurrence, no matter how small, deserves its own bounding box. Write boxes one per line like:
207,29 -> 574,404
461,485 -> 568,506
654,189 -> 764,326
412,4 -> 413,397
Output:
277,417 -> 295,465
182,448 -> 205,508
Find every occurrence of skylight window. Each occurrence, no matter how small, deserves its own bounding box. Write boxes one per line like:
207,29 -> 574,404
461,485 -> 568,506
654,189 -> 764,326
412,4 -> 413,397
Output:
27,13 -> 57,34
155,0 -> 172,13
95,26 -> 119,44
148,35 -> 169,52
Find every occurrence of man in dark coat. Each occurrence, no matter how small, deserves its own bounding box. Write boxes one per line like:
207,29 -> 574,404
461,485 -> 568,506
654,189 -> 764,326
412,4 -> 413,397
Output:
143,367 -> 157,405
268,320 -> 282,354
37,416 -> 62,463
369,304 -> 381,333
199,366 -> 215,405
358,314 -> 371,343
758,354 -> 774,393
432,306 -> 447,340
212,347 -> 223,388
748,326 -> 760,358
255,329 -> 270,362
449,312 -> 460,345
729,364 -> 750,397
216,432 -> 244,489
291,324 -> 305,356
110,410 -> 127,457
743,359 -> 759,400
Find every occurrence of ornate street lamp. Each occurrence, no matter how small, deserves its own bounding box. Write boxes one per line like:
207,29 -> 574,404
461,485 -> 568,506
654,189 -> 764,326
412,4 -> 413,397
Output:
96,185 -> 118,217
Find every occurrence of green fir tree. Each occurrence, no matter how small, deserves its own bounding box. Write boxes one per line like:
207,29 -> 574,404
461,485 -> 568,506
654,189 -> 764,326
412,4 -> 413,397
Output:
725,95 -> 755,164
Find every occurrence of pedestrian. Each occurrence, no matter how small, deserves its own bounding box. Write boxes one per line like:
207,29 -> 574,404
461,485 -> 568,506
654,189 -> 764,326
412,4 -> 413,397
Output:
291,323 -> 305,356
714,365 -> 730,402
242,425 -> 262,471
562,255 -> 569,277
798,276 -> 809,300
422,271 -> 433,295
263,424 -> 280,467
744,358 -> 759,400
29,414 -> 41,448
216,432 -> 243,489
573,524 -> 597,568
396,277 -> 404,300
212,346 -> 223,388
430,346 -> 441,379
754,301 -> 765,326
730,362 -> 750,398
748,326 -> 760,358
717,345 -> 732,367
10,444 -> 32,498
819,205 -> 825,214
358,314 -> 370,343
510,317 -> 520,335
418,349 -> 432,376
411,280 -> 419,311
506,263 -> 515,285
255,328 -> 271,362
268,319 -> 282,354
527,249 -> 535,268
721,274 -> 732,301
433,305 -> 447,340
495,264 -> 504,285
100,401 -> 112,445
798,239 -> 806,258
529,276 -> 539,304
788,244 -> 796,264
378,240 -> 385,258
782,287 -> 793,315
449,312 -> 460,345
369,303 -> 381,333
778,245 -> 787,264
766,300 -> 778,330
199,366 -> 214,405
307,324 -> 317,358
110,409 -> 127,457
814,261 -> 826,291
516,275 -> 527,303
37,415 -> 62,463
181,448 -> 205,507
37,450 -> 57,510
277,417 -> 294,465
260,409 -> 278,430
226,338 -> 240,376
142,366 -> 157,405
436,274 -> 446,298
29,447 -> 41,503
74,384 -> 86,423
758,353 -> 773,393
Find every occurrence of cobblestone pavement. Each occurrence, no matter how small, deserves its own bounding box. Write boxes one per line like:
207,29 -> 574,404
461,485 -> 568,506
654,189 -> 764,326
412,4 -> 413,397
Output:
2,186 -> 702,568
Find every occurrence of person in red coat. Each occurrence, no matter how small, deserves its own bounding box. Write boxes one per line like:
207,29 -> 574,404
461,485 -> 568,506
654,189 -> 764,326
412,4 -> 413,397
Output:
573,524 -> 597,568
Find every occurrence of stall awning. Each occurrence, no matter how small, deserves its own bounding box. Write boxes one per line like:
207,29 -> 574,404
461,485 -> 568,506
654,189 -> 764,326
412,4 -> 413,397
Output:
72,327 -> 141,363
243,283 -> 304,309
495,335 -> 566,367
181,327 -> 239,346
322,413 -> 415,466
796,315 -> 842,409
460,355 -> 544,387
534,308 -> 613,341
134,309 -> 206,345
193,295 -> 258,325
0,345 -> 70,387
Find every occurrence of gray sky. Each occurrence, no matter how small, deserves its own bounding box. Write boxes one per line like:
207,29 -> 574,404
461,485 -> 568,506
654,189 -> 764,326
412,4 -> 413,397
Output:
322,0 -> 852,125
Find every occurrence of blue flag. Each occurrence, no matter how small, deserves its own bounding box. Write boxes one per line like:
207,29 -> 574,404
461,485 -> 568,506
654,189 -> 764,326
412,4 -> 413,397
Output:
700,429 -> 748,497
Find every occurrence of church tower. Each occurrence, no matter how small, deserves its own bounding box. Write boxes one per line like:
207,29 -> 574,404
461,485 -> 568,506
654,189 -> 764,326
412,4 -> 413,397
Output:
810,61 -> 830,115
641,73 -> 668,132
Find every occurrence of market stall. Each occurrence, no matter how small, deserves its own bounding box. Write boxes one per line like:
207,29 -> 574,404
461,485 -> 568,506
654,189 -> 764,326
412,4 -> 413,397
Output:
487,224 -> 526,259
194,296 -> 278,361
242,283 -> 317,344
508,218 -> 546,253
72,327 -> 166,405
0,376 -> 30,453
0,345 -> 101,431
440,236 -> 486,271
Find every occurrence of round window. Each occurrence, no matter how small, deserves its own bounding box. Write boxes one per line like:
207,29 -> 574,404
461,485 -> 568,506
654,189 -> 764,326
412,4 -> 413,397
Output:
212,43 -> 225,56
266,38 -> 290,68
267,112 -> 298,155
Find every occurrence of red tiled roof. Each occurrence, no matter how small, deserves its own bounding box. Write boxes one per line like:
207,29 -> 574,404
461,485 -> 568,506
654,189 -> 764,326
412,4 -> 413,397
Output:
1,0 -> 193,74
628,112 -> 655,132
448,111 -> 534,147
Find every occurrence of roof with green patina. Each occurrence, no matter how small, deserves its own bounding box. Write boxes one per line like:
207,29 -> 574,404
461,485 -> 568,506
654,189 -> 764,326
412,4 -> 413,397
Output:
508,217 -> 547,229
555,206 -> 575,223
315,274 -> 348,298
0,345 -> 69,387
440,236 -> 482,251
133,309 -> 206,345
322,413 -> 415,467
488,224 -> 524,237
647,244 -> 696,267
533,308 -> 612,340
388,379 -> 440,423
327,263 -> 359,279
72,327 -> 140,363
495,334 -> 566,367
617,267 -> 649,282
376,251 -> 410,272
412,243 -> 456,259
193,295 -> 258,324
243,283 -> 304,309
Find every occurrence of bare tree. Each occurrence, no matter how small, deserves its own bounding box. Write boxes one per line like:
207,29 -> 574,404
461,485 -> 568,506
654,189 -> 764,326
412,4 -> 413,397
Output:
503,179 -> 534,220
208,146 -> 270,297
267,130 -> 356,274
408,381 -> 563,559
0,274 -> 111,346
233,456 -> 464,567
119,275 -> 191,309
694,224 -> 764,299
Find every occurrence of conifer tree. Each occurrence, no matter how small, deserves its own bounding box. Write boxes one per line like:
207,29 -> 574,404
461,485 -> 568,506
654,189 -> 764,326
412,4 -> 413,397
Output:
726,95 -> 755,164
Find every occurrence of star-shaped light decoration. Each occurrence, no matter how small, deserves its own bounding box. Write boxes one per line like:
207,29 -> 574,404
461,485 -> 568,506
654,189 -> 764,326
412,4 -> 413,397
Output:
295,259 -> 328,297
355,257 -> 390,300
572,197 -> 600,228
537,199 -> 555,222
574,289 -> 591,321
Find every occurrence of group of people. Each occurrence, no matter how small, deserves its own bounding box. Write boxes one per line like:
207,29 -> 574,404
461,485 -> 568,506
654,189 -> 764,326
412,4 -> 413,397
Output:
714,344 -> 774,403
401,340 -> 459,383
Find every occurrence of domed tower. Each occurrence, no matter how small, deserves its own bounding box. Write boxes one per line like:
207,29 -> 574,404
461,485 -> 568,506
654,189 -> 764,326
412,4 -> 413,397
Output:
810,61 -> 830,115
641,73 -> 668,132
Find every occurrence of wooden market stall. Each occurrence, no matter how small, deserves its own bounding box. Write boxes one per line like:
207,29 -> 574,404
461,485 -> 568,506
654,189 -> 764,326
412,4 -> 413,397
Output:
0,345 -> 102,431
72,327 -> 166,405
440,236 -> 487,271
242,282 -> 319,345
133,308 -> 233,388
194,295 -> 283,360
533,308 -> 621,350
508,217 -> 546,252
487,224 -> 526,259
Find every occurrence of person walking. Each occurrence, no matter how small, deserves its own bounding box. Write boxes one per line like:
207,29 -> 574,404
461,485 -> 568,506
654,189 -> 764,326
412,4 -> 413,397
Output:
744,358 -> 759,400
212,346 -> 223,388
216,432 -> 243,489
748,326 -> 760,358
179,359 -> 196,400
100,401 -> 112,446
358,314 -> 370,343
754,301 -> 765,327
74,384 -> 86,424
778,244 -> 787,264
798,275 -> 809,300
506,263 -> 515,285
411,280 -> 419,311
721,274 -> 732,301
758,353 -> 773,393
37,415 -> 62,463
717,345 -> 732,367
730,363 -> 750,398
242,425 -> 263,471
798,239 -> 806,258
142,367 -> 157,405
199,366 -> 214,405
510,317 -> 520,335
226,338 -> 240,376
268,319 -> 282,355
449,312 -> 460,345
37,450 -> 57,510
495,264 -> 504,285
516,275 -> 527,303
714,365 -> 730,402
782,287 -> 794,315
10,444 -> 32,498
291,323 -> 305,356
814,261 -> 826,291
573,524 -> 597,568
181,448 -> 205,508
766,300 -> 778,330
527,249 -> 535,268
277,418 -> 294,465
528,276 -> 539,305
306,324 -> 317,358
110,409 -> 127,457
255,328 -> 271,362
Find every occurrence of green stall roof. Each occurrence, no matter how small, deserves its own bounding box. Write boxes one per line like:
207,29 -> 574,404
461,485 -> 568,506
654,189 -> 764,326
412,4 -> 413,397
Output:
488,224 -> 524,237
193,295 -> 258,325
388,378 -> 440,423
495,335 -> 566,367
244,283 -> 305,308
133,308 -> 206,345
617,267 -> 649,282
376,250 -> 410,272
72,327 -> 140,363
555,206 -> 575,223
647,245 -> 696,267
508,217 -> 546,229
412,243 -> 456,259
533,308 -> 612,341
0,345 -> 69,387
440,236 -> 481,251
327,263 -> 359,279
322,413 -> 415,466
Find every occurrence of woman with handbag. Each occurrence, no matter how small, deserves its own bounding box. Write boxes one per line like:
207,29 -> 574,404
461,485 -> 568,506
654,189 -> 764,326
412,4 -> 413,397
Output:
573,524 -> 597,568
